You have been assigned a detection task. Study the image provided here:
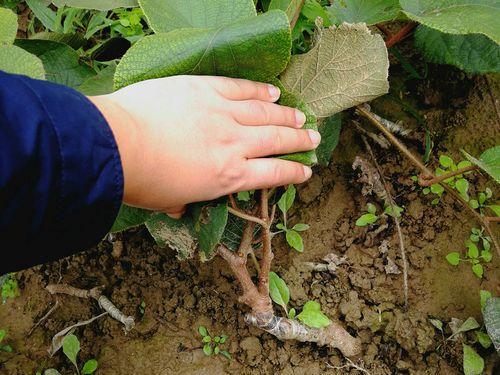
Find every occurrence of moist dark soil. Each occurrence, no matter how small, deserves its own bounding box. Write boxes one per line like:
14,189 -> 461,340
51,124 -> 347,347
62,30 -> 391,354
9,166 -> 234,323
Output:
1,46 -> 499,374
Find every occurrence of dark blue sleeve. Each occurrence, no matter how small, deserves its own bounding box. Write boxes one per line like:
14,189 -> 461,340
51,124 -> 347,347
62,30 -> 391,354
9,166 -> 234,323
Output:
0,71 -> 124,273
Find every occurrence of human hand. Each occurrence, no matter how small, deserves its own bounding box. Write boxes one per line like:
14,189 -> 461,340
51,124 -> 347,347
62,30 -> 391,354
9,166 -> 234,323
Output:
89,75 -> 320,218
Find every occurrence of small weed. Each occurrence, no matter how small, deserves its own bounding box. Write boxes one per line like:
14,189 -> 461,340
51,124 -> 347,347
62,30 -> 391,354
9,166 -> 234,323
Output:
0,329 -> 13,353
269,272 -> 330,328
1,273 -> 20,304
356,202 -> 404,227
42,334 -> 98,375
138,300 -> 146,316
445,228 -> 492,278
197,326 -> 231,359
275,185 -> 310,253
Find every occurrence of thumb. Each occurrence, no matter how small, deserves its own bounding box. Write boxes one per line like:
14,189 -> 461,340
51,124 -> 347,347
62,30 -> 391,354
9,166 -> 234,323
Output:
163,205 -> 187,219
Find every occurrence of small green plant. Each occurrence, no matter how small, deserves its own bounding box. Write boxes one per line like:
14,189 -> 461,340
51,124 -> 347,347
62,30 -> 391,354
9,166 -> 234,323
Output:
1,273 -> 20,304
445,228 -> 492,278
0,329 -> 13,353
138,300 -> 146,316
355,202 -> 403,227
43,334 -> 98,375
197,326 -> 231,359
269,272 -> 330,328
275,185 -> 310,253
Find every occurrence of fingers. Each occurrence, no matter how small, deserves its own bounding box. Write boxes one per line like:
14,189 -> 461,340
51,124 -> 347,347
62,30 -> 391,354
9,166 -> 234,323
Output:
241,126 -> 321,158
241,159 -> 313,191
205,76 -> 281,102
229,100 -> 306,128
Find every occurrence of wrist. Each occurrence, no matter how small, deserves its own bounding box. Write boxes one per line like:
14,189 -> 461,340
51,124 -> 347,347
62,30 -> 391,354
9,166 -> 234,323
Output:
87,95 -> 142,205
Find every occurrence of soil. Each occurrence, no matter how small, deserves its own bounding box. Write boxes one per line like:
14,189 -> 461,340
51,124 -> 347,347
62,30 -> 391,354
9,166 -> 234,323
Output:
1,41 -> 499,375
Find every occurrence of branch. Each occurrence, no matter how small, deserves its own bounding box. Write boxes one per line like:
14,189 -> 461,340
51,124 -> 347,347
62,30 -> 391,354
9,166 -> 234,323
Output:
419,165 -> 478,186
356,105 -> 500,257
228,206 -> 267,227
290,0 -> 306,30
258,189 -> 273,295
385,22 -> 417,48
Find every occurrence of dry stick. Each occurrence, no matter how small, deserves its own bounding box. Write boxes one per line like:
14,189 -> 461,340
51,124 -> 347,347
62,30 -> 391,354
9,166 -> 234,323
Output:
362,136 -> 409,310
483,75 -> 500,127
419,165 -> 479,186
27,300 -> 59,337
385,22 -> 417,48
46,284 -> 135,332
290,0 -> 306,30
355,105 -> 500,257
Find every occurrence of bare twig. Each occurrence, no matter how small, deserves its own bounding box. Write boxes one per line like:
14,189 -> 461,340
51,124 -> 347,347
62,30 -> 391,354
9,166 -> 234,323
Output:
228,194 -> 238,209
228,206 -> 267,227
28,300 -> 60,337
258,189 -> 273,296
356,105 -> 500,256
419,165 -> 478,186
290,0 -> 306,30
385,22 -> 417,48
485,217 -> 500,223
483,75 -> 500,127
359,137 -> 409,310
46,283 -> 135,332
326,357 -> 371,374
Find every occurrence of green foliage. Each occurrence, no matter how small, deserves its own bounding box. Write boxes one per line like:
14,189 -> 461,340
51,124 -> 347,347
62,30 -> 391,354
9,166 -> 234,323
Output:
1,273 -> 20,304
197,204 -> 229,258
462,344 -> 484,375
480,290 -> 492,310
15,39 -> 94,88
327,0 -> 401,26
296,301 -> 331,328
268,0 -> 303,21
400,0 -> 500,44
445,228 -> 492,278
0,8 -> 45,79
317,113 -> 342,166
0,329 -> 13,353
60,334 -> 98,375
52,0 -> 137,10
197,326 -> 231,359
275,185 -> 309,252
463,146 -> 500,184
355,203 -> 381,227
415,26 -> 500,74
301,0 -> 331,27
483,297 -> 500,352
281,22 -> 389,118
77,63 -> 117,95
269,271 -> 290,315
138,300 -> 146,316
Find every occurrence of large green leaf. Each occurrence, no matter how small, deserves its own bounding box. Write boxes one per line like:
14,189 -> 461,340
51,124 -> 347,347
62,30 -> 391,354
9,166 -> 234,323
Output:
0,8 -> 17,45
15,39 -> 94,88
114,10 -> 291,89
52,0 -> 138,10
463,146 -> 500,184
317,113 -> 342,166
296,301 -> 331,328
26,0 -> 58,32
269,271 -> 290,309
110,204 -> 151,233
280,22 -> 389,118
196,204 -> 229,259
415,26 -> 500,73
269,0 -> 303,21
0,45 -> 45,79
145,213 -> 197,260
483,297 -> 500,352
139,0 -> 256,33
400,0 -> 500,44
78,63 -> 117,95
327,0 -> 401,25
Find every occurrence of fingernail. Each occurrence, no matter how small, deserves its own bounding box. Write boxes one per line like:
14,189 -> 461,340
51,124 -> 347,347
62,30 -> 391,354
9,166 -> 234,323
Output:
295,110 -> 306,126
267,84 -> 280,101
303,166 -> 312,179
308,129 -> 321,146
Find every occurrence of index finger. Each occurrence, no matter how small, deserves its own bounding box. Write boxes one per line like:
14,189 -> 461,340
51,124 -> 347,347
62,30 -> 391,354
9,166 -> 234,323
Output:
204,76 -> 281,102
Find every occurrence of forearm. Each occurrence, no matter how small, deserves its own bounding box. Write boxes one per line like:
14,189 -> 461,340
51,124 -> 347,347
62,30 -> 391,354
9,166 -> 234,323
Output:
0,71 -> 124,273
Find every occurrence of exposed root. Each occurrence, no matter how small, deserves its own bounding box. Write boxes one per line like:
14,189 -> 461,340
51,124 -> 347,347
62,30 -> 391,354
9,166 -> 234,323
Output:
246,313 -> 362,358
28,300 -> 59,337
326,357 -> 371,374
46,283 -> 135,332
